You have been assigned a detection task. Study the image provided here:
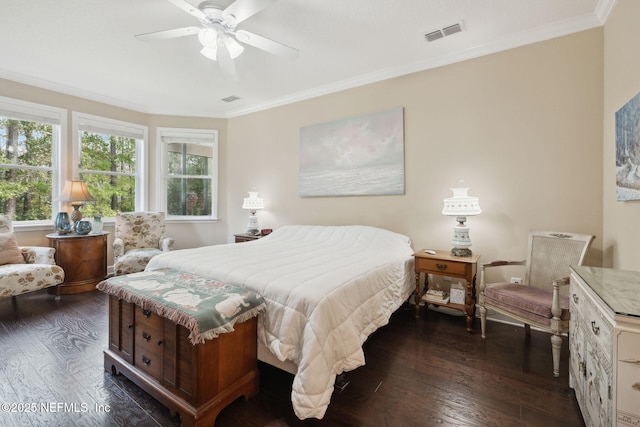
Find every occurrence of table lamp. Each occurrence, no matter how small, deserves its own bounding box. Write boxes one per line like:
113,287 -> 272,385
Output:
442,181 -> 481,257
59,179 -> 95,225
242,191 -> 264,235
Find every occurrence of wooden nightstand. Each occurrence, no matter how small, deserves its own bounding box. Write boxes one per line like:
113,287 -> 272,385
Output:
413,249 -> 480,332
234,233 -> 262,243
47,232 -> 108,294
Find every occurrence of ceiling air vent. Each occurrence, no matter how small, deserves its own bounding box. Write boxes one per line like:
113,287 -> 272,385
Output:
221,95 -> 240,103
425,29 -> 444,42
424,21 -> 463,43
442,23 -> 462,37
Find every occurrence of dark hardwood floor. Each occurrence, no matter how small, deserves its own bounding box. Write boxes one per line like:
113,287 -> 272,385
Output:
0,290 -> 585,427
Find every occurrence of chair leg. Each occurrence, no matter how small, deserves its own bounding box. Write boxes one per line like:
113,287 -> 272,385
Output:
479,305 -> 487,339
551,333 -> 562,377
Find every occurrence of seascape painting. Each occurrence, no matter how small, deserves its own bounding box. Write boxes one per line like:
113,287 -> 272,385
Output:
616,91 -> 640,201
299,107 -> 404,197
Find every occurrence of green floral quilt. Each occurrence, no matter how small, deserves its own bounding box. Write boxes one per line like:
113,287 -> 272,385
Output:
97,268 -> 265,344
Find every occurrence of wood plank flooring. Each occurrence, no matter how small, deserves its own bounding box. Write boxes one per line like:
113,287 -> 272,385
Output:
0,290 -> 585,426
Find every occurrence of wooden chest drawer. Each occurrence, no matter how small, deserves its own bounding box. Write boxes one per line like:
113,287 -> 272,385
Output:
134,340 -> 163,380
133,306 -> 164,380
415,257 -> 468,276
135,306 -> 163,330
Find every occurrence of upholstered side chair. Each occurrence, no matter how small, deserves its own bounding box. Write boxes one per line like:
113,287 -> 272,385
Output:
113,212 -> 174,276
0,214 -> 65,299
478,230 -> 594,377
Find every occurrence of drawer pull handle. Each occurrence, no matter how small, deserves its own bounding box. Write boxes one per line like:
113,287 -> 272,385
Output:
128,324 -> 133,329
572,294 -> 579,303
591,321 -> 600,335
142,310 -> 152,318
142,356 -> 151,366
157,340 -> 164,346
142,332 -> 151,342
436,263 -> 447,271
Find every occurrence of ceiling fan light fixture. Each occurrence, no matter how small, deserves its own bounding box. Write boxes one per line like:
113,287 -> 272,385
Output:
198,27 -> 217,47
224,36 -> 244,59
200,45 -> 218,60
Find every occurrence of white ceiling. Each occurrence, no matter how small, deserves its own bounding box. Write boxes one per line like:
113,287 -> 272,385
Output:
0,0 -> 615,118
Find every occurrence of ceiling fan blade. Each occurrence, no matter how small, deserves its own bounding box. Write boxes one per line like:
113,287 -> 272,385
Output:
216,35 -> 236,76
166,0 -> 208,20
223,0 -> 276,24
135,26 -> 201,41
234,30 -> 298,59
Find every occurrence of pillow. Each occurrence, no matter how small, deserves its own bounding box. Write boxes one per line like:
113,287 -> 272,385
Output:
0,232 -> 26,265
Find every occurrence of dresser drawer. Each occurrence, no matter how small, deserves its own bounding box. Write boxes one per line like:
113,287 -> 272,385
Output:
616,330 -> 640,424
415,257 -> 467,276
573,281 -> 613,356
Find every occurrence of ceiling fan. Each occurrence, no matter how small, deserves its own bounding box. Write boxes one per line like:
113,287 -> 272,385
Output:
136,0 -> 298,75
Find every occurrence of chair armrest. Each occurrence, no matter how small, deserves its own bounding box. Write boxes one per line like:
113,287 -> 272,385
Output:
480,260 -> 526,268
20,246 -> 56,265
159,236 -> 174,252
113,238 -> 124,258
479,260 -> 526,298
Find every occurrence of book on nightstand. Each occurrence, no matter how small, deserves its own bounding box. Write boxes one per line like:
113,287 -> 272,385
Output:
421,289 -> 450,304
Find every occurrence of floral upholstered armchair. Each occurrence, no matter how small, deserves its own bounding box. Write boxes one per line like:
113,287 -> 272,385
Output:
113,212 -> 174,276
0,215 -> 65,299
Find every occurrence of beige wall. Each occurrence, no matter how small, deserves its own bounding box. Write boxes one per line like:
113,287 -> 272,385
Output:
1,27 -> 606,277
227,29 -> 604,274
603,0 -> 640,271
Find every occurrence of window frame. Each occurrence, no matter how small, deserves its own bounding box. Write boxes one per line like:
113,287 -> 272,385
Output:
157,127 -> 219,222
0,96 -> 66,230
72,112 -> 148,218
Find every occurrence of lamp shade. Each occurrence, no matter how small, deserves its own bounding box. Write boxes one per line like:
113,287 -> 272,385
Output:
242,192 -> 264,211
59,180 -> 95,203
442,183 -> 481,216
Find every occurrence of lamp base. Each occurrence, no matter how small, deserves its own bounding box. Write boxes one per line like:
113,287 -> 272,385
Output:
70,203 -> 84,224
246,212 -> 260,235
451,247 -> 473,257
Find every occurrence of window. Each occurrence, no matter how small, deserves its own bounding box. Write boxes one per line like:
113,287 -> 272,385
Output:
158,128 -> 218,220
0,96 -> 65,223
73,112 -> 147,218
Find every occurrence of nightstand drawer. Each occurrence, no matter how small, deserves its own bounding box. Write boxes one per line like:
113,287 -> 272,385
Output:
415,257 -> 467,276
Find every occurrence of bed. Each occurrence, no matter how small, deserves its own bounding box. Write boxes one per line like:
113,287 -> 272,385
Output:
145,225 -> 415,419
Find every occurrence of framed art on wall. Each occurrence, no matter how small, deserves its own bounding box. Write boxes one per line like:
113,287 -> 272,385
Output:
615,91 -> 640,201
299,107 -> 404,197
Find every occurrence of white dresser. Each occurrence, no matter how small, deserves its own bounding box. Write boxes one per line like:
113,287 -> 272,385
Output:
570,266 -> 640,427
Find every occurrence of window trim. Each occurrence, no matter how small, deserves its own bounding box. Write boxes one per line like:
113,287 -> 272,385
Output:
157,127 -> 219,222
72,112 -> 148,216
0,96 -> 67,229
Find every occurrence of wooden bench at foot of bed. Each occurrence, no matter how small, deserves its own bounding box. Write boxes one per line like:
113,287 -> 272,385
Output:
105,295 -> 259,427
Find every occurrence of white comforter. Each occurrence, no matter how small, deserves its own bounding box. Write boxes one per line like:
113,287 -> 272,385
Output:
146,225 -> 414,419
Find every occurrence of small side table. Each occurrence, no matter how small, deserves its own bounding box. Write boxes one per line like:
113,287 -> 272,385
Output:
413,249 -> 480,332
47,232 -> 108,294
234,233 -> 262,243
